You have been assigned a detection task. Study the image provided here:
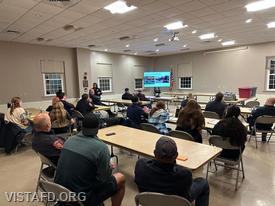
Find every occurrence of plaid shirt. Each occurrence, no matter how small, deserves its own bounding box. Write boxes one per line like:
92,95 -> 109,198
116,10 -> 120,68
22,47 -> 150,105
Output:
148,109 -> 169,134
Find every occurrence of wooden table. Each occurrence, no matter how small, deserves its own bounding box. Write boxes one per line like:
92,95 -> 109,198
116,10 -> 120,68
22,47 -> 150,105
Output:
168,117 -> 249,129
98,125 -> 222,171
94,105 -> 111,112
146,96 -> 176,109
101,99 -> 150,106
199,104 -> 252,115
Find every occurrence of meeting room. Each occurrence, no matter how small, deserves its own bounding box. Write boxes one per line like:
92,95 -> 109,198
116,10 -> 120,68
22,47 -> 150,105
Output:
1,0 -> 275,206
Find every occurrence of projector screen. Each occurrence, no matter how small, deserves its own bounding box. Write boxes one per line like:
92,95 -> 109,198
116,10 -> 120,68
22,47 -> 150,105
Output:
144,71 -> 171,88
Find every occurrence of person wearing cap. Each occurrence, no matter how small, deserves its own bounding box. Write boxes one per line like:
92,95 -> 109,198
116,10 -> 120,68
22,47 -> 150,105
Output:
135,136 -> 209,206
126,96 -> 148,128
205,92 -> 227,119
247,97 -> 275,141
56,90 -> 75,116
54,113 -> 125,206
122,88 -> 134,100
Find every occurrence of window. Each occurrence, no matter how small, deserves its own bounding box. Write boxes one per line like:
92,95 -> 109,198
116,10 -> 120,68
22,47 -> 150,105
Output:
134,79 -> 143,90
266,58 -> 275,90
98,77 -> 112,92
179,77 -> 192,89
43,73 -> 64,96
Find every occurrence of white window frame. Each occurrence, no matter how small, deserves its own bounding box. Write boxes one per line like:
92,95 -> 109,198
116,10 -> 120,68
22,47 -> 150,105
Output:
98,77 -> 112,93
266,57 -> 275,91
43,73 -> 64,96
179,77 -> 192,90
134,78 -> 144,90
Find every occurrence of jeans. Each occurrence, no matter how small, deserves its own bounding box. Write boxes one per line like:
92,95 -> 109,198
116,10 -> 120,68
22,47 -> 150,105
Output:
190,177 -> 210,206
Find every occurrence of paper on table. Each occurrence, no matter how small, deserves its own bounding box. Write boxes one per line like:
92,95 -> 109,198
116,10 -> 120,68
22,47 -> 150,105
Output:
207,119 -> 219,125
177,155 -> 188,161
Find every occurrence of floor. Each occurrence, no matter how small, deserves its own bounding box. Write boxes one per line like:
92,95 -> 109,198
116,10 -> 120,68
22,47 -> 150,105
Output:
1,111 -> 275,206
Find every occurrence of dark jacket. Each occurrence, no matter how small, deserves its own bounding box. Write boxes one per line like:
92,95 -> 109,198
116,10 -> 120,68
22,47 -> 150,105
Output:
247,105 -> 275,130
135,158 -> 192,201
127,103 -> 148,127
76,99 -> 95,116
205,100 -> 227,118
122,93 -> 134,100
136,93 -> 149,101
93,87 -> 102,96
61,100 -> 75,116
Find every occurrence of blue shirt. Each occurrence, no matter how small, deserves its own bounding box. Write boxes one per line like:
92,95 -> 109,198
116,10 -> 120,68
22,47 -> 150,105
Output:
127,103 -> 148,126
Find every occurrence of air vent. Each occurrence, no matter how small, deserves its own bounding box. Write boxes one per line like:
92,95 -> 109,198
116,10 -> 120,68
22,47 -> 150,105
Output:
88,44 -> 96,48
201,40 -> 212,43
155,43 -> 165,47
145,50 -> 154,53
37,37 -> 44,42
6,30 -> 20,34
123,49 -> 131,52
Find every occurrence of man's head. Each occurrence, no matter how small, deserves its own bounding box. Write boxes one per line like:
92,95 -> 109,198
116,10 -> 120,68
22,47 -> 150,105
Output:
125,88 -> 129,93
56,90 -> 65,100
154,136 -> 178,164
82,113 -> 100,136
215,92 -> 224,102
33,113 -> 51,132
93,83 -> 97,88
225,105 -> 240,118
265,97 -> 275,106
138,90 -> 142,93
81,93 -> 89,101
131,95 -> 139,103
187,93 -> 193,99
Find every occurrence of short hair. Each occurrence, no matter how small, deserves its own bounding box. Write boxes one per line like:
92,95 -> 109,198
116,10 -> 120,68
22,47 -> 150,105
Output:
125,88 -> 129,92
215,92 -> 224,102
33,113 -> 51,132
131,95 -> 139,103
82,93 -> 89,100
225,105 -> 240,118
56,90 -> 65,99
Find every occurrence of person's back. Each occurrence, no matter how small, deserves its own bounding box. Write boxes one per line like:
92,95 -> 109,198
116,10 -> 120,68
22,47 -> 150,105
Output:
122,88 -> 133,100
148,101 -> 169,134
127,96 -> 148,127
205,92 -> 226,118
76,94 -> 95,116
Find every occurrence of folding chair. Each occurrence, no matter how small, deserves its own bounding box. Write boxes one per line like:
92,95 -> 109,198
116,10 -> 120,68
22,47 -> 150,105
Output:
206,135 -> 245,190
203,111 -> 220,119
168,130 -> 194,141
135,192 -> 191,206
36,153 -> 57,192
249,115 -> 275,148
52,120 -> 72,139
39,180 -> 84,206
245,100 -> 260,108
72,110 -> 84,131
140,123 -> 160,134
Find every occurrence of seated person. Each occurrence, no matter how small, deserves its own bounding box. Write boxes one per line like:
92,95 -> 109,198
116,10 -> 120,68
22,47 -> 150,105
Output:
127,96 -> 148,128
55,113 -> 125,206
56,90 -> 75,116
32,113 -> 64,165
92,82 -> 103,97
205,92 -> 227,118
136,90 -> 149,101
89,87 -> 102,105
49,102 -> 74,134
76,94 -> 95,116
135,136 -> 209,206
181,93 -> 194,108
46,97 -> 60,113
154,87 -> 161,97
5,97 -> 31,133
122,88 -> 134,100
212,105 -> 247,160
176,100 -> 205,143
247,97 -> 275,141
148,101 -> 170,134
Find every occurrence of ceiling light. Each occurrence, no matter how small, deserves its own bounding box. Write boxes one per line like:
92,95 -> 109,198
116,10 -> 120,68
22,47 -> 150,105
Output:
245,0 -> 275,12
154,38 -> 158,42
104,0 -> 137,14
183,44 -> 187,48
222,40 -> 235,46
192,30 -> 197,34
134,52 -> 138,55
199,33 -> 215,40
267,21 -> 275,28
218,39 -> 223,42
125,44 -> 130,47
104,49 -> 108,51
246,18 -> 253,23
174,36 -> 179,41
164,21 -> 186,30
156,49 -> 160,52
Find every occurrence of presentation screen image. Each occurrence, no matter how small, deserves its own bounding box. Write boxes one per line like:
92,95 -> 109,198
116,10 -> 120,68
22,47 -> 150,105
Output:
144,71 -> 171,88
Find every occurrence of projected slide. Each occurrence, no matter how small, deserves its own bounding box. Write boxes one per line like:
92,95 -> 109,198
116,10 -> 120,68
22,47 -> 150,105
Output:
144,71 -> 171,88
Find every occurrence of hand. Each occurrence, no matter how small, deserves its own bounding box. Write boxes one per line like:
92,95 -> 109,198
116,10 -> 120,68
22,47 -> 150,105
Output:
53,139 -> 64,149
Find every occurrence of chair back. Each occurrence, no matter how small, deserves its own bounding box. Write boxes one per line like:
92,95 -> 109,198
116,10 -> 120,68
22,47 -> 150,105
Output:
203,111 -> 220,119
72,110 -> 84,119
38,153 -> 56,169
255,115 -> 275,125
245,101 -> 260,108
39,180 -> 83,205
135,192 -> 191,206
209,135 -> 239,150
140,123 -> 160,134
169,130 -> 194,141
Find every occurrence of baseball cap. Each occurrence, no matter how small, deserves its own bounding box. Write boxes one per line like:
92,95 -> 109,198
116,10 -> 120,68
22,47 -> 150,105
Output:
154,136 -> 178,159
82,113 -> 100,136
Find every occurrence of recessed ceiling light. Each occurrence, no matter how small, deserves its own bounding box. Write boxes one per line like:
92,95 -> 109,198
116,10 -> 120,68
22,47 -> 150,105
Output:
156,49 -> 160,52
267,21 -> 275,28
183,44 -> 187,48
164,21 -> 187,30
134,52 -> 138,55
154,38 -> 158,42
126,44 -> 130,47
246,18 -> 253,23
104,49 -> 108,51
192,30 -> 197,34
104,0 -> 137,14
199,33 -> 215,40
218,39 -> 223,42
222,40 -> 235,46
245,0 -> 275,12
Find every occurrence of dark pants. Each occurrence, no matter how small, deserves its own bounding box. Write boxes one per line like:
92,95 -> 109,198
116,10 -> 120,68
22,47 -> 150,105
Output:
190,178 -> 209,206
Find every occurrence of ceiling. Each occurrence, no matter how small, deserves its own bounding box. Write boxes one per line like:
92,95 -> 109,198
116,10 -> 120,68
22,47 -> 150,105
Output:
0,0 -> 275,56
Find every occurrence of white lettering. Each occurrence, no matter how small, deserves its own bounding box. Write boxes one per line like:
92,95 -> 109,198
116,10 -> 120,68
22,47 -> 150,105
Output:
5,192 -> 16,202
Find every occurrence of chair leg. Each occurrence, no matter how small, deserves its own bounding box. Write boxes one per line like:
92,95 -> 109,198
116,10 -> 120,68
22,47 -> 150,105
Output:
255,133 -> 258,149
214,160 -> 217,171
240,158 -> 245,179
268,132 -> 273,142
36,164 -> 43,192
110,146 -> 118,164
206,162 -> 210,180
235,162 -> 241,191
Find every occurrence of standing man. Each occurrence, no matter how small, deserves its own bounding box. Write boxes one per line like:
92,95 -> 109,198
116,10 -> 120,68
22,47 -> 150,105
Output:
55,113 -> 125,206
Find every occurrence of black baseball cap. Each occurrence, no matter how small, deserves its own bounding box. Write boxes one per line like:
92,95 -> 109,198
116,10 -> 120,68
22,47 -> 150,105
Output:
154,136 -> 178,159
82,113 -> 100,136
